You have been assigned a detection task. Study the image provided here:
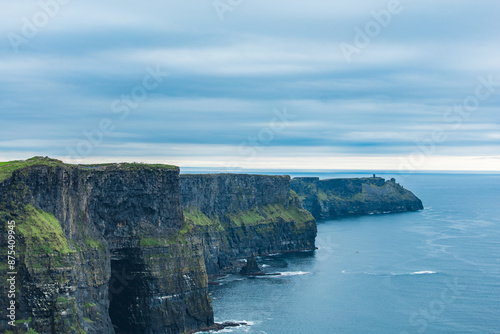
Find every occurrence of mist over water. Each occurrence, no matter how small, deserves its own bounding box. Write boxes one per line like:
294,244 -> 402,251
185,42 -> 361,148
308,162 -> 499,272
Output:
200,173 -> 500,334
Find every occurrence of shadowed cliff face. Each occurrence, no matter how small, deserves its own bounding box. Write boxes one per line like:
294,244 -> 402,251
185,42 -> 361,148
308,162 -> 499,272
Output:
180,174 -> 317,276
291,176 -> 424,220
0,158 -> 212,334
180,174 -> 291,219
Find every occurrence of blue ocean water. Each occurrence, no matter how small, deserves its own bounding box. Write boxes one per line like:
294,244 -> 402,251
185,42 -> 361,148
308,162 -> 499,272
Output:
200,173 -> 500,334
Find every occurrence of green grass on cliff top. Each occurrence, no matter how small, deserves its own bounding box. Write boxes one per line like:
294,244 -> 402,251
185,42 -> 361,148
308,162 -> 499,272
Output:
0,156 -> 178,183
0,156 -> 64,182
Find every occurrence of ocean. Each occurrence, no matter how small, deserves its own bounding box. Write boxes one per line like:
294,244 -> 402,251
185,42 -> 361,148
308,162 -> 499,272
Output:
198,172 -> 500,334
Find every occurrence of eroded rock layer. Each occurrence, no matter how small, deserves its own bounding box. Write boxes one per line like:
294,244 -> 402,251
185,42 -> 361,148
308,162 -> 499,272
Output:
180,174 -> 317,276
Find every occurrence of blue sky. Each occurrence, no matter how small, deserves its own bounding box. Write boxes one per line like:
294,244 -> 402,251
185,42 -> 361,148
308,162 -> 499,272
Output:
0,0 -> 499,171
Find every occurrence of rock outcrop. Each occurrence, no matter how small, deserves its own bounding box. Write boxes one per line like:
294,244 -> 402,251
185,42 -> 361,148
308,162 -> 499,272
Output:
180,174 -> 317,276
291,176 -> 423,220
239,257 -> 265,276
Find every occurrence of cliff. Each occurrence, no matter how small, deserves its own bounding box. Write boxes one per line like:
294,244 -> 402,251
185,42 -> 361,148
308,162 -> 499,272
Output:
180,174 -> 316,276
0,158 -> 316,334
0,157 -> 421,334
291,176 -> 423,220
0,157 -> 212,334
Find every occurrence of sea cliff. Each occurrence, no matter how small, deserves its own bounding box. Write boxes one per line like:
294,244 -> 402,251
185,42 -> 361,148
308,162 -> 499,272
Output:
0,158 -> 422,334
0,158 -> 211,334
0,158 -> 316,334
291,176 -> 423,220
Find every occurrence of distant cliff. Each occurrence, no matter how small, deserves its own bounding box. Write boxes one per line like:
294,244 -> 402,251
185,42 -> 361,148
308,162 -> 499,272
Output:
180,174 -> 317,276
291,176 -> 423,220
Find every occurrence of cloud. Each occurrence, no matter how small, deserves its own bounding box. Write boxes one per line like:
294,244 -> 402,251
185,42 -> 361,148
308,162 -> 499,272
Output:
0,0 -> 499,170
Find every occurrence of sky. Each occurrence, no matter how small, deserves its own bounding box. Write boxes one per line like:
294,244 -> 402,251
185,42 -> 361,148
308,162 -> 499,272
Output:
0,0 -> 499,171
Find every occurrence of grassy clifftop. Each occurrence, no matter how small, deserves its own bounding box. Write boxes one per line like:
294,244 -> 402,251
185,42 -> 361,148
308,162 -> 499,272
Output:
0,156 -> 178,184
0,157 -> 64,183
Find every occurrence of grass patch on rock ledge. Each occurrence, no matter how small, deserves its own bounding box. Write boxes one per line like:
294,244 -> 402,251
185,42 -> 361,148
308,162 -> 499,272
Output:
140,237 -> 163,247
140,209 -> 224,248
183,207 -> 224,231
140,223 -> 193,247
228,204 -> 314,231
18,204 -> 74,255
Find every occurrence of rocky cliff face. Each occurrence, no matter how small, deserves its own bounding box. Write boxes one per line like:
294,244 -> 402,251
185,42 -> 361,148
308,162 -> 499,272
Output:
0,158 -> 212,334
0,159 -> 316,334
180,174 -> 317,276
291,176 -> 423,220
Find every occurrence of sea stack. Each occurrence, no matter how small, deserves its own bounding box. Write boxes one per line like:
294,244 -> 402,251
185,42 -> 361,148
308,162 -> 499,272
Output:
240,256 -> 265,276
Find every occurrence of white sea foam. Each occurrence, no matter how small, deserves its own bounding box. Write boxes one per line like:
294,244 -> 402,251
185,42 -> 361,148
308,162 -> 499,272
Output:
278,271 -> 312,277
346,270 -> 439,276
411,271 -> 437,275
253,271 -> 312,278
386,271 -> 438,276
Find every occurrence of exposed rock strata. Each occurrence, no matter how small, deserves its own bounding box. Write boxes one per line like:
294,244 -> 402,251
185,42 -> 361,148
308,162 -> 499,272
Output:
180,174 -> 317,276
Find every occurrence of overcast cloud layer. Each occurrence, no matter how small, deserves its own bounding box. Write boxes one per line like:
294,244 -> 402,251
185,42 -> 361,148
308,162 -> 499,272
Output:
0,0 -> 499,171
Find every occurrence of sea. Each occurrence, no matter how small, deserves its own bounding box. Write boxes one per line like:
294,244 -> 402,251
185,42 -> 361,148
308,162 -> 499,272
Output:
191,171 -> 500,334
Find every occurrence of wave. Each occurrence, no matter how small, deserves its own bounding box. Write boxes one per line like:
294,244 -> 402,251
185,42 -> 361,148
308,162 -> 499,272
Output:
278,271 -> 312,277
411,271 -> 437,275
341,270 -> 438,276
387,270 -> 438,276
